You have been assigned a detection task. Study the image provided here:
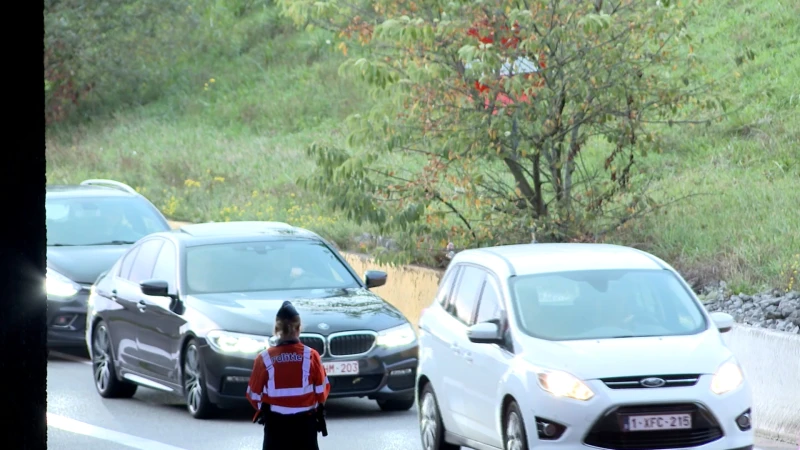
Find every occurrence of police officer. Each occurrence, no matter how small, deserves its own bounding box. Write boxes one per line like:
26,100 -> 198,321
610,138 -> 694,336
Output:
246,301 -> 330,450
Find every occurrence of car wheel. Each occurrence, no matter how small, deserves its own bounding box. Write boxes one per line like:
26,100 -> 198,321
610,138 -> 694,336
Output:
419,383 -> 459,450
91,322 -> 137,398
377,395 -> 415,412
504,401 -> 529,450
183,339 -> 217,419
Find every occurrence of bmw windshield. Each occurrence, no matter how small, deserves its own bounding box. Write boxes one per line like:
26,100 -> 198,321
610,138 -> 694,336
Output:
509,269 -> 708,341
46,196 -> 168,246
184,240 -> 361,294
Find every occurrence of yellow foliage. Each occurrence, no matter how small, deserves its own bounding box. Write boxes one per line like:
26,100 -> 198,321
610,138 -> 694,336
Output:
782,254 -> 799,293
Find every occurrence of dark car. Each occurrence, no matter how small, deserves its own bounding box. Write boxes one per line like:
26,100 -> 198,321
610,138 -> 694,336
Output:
46,179 -> 171,349
85,221 -> 419,419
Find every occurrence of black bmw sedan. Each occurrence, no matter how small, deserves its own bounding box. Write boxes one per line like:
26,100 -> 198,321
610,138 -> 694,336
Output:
85,221 -> 419,419
46,179 -> 171,349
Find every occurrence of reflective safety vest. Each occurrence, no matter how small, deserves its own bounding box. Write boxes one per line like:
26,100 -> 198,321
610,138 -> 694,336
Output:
246,342 -> 331,419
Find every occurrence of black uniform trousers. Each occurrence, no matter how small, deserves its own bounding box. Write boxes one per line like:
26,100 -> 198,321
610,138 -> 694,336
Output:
262,410 -> 319,450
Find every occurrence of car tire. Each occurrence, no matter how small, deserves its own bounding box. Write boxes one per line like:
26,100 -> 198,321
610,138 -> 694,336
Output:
377,395 -> 415,412
418,383 -> 459,450
182,339 -> 217,419
503,400 -> 529,450
91,321 -> 138,399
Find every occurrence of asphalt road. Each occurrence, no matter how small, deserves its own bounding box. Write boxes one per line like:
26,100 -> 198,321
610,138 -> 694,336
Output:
47,350 -> 419,450
47,351 -> 796,450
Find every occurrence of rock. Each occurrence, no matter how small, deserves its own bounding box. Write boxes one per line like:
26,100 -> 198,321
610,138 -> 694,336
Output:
760,297 -> 782,307
375,236 -> 398,251
779,299 -> 800,317
764,305 -> 783,319
788,310 -> 800,327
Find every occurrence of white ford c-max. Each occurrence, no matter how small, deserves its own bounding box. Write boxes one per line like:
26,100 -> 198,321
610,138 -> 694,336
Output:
416,243 -> 753,450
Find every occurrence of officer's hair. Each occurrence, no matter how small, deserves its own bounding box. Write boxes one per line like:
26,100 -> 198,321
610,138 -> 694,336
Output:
275,315 -> 301,338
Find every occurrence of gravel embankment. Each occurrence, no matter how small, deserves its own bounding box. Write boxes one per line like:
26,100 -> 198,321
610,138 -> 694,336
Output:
700,282 -> 800,334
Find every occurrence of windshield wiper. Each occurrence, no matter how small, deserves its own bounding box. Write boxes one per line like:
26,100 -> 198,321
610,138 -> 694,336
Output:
608,334 -> 660,339
86,240 -> 137,245
49,243 -> 78,247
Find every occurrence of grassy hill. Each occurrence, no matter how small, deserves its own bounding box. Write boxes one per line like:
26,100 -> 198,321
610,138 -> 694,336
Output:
45,0 -> 799,293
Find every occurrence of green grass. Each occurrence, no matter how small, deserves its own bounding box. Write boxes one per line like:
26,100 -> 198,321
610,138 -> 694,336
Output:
609,0 -> 800,292
46,0 -> 799,292
46,28 -> 372,247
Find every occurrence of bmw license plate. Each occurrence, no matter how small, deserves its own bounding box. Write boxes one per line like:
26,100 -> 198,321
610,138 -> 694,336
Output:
322,360 -> 360,376
625,414 -> 692,431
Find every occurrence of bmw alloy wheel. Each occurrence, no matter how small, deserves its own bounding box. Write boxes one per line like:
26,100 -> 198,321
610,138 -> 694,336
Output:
92,326 -> 111,392
182,340 -> 216,419
91,322 -> 137,398
184,344 -> 203,414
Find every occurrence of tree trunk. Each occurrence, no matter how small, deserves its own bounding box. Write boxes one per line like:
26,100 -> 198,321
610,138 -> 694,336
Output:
532,151 -> 545,217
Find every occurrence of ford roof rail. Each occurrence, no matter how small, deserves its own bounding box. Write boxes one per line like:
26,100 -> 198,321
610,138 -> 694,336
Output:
80,179 -> 137,194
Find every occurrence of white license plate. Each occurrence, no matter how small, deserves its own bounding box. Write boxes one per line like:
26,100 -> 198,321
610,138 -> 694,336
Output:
626,414 -> 692,431
322,360 -> 360,376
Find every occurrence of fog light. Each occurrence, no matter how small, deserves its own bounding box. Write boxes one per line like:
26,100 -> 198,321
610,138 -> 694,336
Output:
735,409 -> 752,431
390,369 -> 412,376
535,417 -> 566,440
52,314 -> 76,328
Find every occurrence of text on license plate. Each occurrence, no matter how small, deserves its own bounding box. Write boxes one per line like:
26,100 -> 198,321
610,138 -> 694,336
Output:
626,414 -> 692,431
322,361 -> 360,376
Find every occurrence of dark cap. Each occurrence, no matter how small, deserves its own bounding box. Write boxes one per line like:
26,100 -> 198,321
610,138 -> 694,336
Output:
276,300 -> 299,321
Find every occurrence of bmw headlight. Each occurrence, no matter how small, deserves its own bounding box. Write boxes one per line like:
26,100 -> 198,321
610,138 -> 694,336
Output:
536,369 -> 595,401
46,268 -> 81,299
710,359 -> 744,395
376,323 -> 417,348
206,330 -> 271,356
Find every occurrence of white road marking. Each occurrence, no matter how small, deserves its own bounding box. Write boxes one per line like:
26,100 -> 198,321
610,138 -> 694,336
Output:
47,413 -> 189,450
49,351 -> 92,365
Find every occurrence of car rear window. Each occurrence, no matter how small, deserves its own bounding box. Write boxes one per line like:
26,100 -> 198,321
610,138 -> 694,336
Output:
509,269 -> 708,341
184,240 -> 361,294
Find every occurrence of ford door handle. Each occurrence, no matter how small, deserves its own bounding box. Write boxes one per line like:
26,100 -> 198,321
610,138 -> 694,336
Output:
463,352 -> 473,364
137,300 -> 147,313
110,289 -> 117,301
449,343 -> 460,355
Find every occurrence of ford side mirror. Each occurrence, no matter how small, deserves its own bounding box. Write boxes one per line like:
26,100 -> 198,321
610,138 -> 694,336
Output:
467,322 -> 503,344
140,279 -> 169,297
710,311 -> 734,333
365,270 -> 387,289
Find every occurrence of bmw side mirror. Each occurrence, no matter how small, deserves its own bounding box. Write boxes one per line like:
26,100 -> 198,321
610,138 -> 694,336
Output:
467,322 -> 503,345
709,311 -> 734,333
365,270 -> 388,289
140,279 -> 170,297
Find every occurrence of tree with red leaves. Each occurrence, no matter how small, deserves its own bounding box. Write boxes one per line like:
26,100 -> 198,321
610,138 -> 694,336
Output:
279,0 -> 721,266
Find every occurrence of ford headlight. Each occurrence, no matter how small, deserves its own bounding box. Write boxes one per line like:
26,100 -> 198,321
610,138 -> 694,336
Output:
536,369 -> 595,401
46,268 -> 81,299
710,359 -> 744,395
206,330 -> 271,356
376,323 -> 417,348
